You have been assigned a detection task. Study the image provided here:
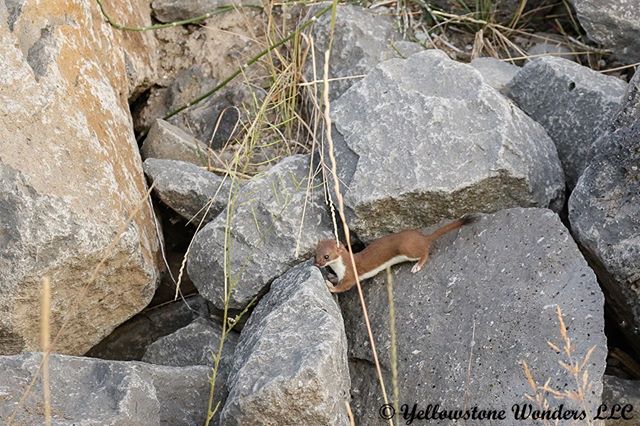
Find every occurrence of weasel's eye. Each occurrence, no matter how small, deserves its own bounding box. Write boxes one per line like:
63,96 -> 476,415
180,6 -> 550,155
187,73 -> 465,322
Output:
324,254 -> 329,260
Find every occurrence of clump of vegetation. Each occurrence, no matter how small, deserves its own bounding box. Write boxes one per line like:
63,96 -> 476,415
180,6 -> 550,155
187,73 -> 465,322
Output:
521,305 -> 598,426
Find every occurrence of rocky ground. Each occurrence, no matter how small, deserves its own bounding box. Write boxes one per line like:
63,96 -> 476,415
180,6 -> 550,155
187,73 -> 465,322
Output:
0,0 -> 639,424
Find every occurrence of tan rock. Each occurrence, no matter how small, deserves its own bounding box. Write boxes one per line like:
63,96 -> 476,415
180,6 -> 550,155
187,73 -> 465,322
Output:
0,0 -> 161,355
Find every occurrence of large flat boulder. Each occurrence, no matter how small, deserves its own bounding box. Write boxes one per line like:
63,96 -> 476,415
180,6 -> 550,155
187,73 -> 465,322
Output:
507,56 -> 626,188
187,155 -> 333,310
330,50 -> 564,241
220,263 -> 350,425
0,353 -> 209,425
340,208 -> 606,424
0,0 -> 160,355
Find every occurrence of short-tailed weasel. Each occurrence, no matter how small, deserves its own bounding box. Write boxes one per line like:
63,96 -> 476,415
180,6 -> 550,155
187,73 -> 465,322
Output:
314,215 -> 476,293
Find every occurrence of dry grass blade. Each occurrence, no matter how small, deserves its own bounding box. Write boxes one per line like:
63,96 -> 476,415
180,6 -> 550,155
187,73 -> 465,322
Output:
547,340 -> 561,353
318,2 -> 392,420
346,400 -> 356,426
521,360 -> 537,392
509,0 -> 528,29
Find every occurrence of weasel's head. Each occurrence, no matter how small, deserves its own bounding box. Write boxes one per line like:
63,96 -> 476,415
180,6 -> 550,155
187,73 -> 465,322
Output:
314,239 -> 344,268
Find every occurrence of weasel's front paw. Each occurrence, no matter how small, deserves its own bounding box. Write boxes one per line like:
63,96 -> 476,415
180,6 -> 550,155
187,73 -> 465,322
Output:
411,263 -> 422,273
325,280 -> 335,291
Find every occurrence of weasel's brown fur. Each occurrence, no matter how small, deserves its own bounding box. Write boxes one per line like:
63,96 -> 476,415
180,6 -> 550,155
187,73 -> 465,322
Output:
314,215 -> 476,293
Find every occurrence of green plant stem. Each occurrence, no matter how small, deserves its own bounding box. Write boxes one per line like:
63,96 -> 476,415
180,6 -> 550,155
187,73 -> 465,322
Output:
162,4 -> 333,122
95,0 -> 262,32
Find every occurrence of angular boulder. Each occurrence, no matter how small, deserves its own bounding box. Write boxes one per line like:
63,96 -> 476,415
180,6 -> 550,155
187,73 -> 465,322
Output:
570,0 -> 640,63
507,56 -> 626,188
187,155 -> 333,310
143,317 -> 238,368
569,122 -> 640,354
0,353 -> 209,425
169,82 -> 262,149
0,0 -> 160,355
330,50 -> 564,241
143,317 -> 238,424
340,208 -> 606,424
307,4 -> 419,100
143,158 -> 233,224
220,263 -> 350,425
141,119 -> 212,166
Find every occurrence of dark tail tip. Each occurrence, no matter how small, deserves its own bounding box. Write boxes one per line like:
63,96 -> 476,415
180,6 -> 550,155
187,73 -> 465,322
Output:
460,213 -> 480,225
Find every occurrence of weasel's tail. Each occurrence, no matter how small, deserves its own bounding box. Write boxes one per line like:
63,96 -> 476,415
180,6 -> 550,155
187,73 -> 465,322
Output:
426,214 -> 478,241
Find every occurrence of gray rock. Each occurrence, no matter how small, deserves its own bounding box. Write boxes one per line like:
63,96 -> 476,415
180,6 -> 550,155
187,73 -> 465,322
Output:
470,56 -> 519,94
0,352 -> 209,425
170,83 -> 261,150
187,154 -> 333,310
136,66 -> 262,150
569,122 -> 640,354
143,158 -> 233,224
87,295 -> 210,361
611,69 -> 640,131
507,56 -> 626,188
306,4 -> 413,100
339,208 -> 606,424
393,41 -> 424,58
330,50 -> 564,242
151,0 -> 258,23
150,66 -> 262,150
143,317 -> 238,425
220,263 -> 350,425
0,8 -> 160,355
143,317 -> 238,368
527,33 -> 575,60
570,0 -> 640,63
141,118 -> 212,166
602,376 -> 640,425
132,66 -> 215,136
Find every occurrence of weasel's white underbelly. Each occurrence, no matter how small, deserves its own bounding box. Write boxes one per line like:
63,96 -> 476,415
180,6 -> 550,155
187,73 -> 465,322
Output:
327,257 -> 347,281
358,255 -> 418,280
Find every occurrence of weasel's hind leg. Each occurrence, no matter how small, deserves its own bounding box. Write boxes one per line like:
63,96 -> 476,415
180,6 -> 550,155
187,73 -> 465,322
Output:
411,252 -> 429,273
